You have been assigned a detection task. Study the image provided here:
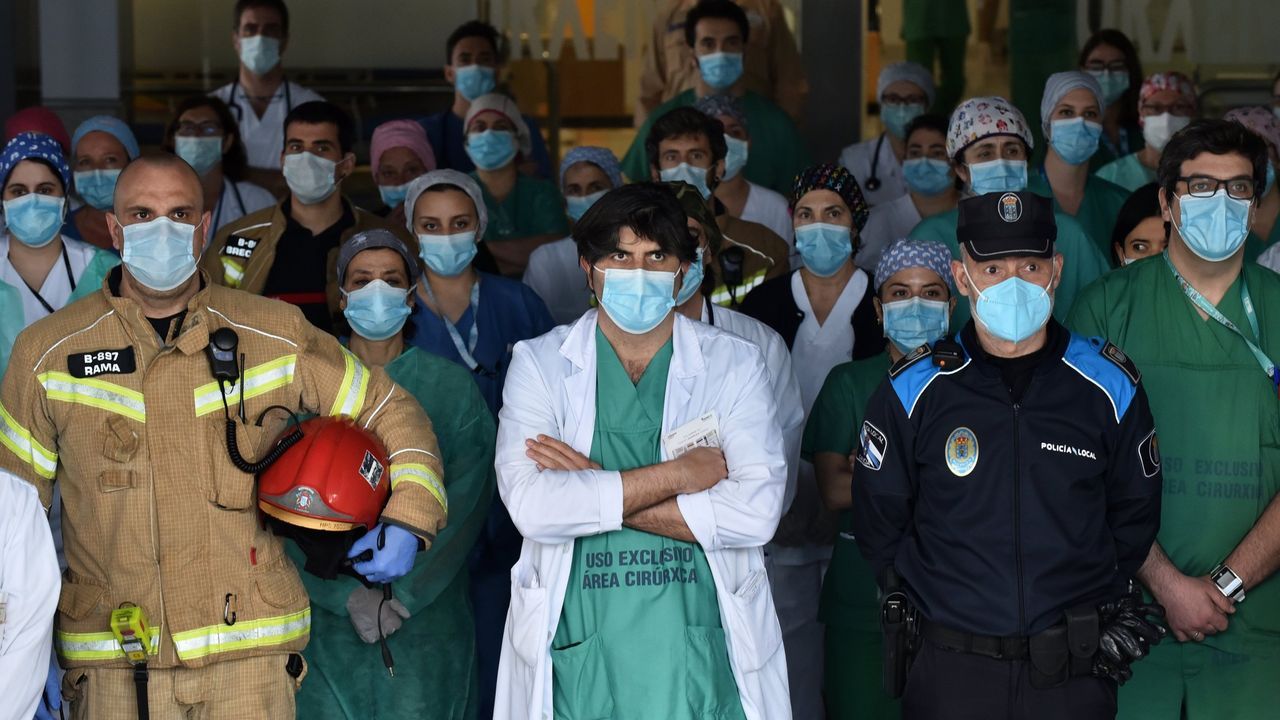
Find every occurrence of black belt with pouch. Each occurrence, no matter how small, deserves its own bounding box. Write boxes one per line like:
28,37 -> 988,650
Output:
1028,603 -> 1100,689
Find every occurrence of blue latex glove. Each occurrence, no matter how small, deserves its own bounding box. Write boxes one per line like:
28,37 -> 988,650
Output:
34,650 -> 61,720
347,524 -> 419,584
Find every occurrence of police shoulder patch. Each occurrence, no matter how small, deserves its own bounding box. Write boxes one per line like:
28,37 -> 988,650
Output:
889,343 -> 932,379
856,420 -> 887,471
1100,341 -> 1140,384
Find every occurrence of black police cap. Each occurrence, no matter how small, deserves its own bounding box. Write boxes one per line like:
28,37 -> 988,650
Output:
956,191 -> 1057,260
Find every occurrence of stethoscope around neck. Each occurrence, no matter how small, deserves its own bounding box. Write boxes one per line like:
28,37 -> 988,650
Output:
865,133 -> 887,192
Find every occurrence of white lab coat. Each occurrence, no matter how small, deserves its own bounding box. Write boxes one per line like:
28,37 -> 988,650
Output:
703,300 -> 804,512
0,471 -> 59,719
493,310 -> 791,720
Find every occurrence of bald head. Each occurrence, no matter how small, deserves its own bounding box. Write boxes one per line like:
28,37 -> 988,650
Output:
114,154 -> 204,216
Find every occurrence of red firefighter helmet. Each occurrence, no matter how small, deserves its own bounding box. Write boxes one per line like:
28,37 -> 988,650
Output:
257,417 -> 390,532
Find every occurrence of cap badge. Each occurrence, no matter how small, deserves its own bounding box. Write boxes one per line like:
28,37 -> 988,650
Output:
998,193 -> 1022,223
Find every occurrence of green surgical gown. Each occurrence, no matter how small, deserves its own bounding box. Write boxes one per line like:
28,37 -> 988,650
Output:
1027,171 -> 1131,260
472,171 -> 570,243
292,346 -> 496,720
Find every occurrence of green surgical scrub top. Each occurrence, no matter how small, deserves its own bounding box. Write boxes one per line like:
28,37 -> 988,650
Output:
1068,257 -> 1280,655
1027,171 -> 1131,260
552,328 -> 745,720
291,346 -> 497,719
471,171 -> 570,243
802,353 -> 891,630
908,206 -> 1110,328
1094,153 -> 1156,192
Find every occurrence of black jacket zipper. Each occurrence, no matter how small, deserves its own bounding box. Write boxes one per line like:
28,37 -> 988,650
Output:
1012,402 -> 1026,635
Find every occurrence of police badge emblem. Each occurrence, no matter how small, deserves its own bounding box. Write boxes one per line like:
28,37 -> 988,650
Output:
998,192 -> 1022,223
945,427 -> 979,477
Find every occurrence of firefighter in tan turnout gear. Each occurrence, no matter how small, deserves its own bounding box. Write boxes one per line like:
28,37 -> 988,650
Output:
0,155 -> 447,718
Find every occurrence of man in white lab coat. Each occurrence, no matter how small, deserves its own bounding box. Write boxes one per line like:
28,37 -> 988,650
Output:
0,469 -> 60,719
493,182 -> 791,720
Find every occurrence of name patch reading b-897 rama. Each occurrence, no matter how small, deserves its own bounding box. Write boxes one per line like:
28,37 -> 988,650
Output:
68,348 -> 137,378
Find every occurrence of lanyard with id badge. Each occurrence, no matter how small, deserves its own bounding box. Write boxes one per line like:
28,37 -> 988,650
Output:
1164,252 -> 1280,399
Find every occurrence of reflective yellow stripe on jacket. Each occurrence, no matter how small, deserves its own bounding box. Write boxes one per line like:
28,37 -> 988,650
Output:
329,348 -> 369,418
0,401 -> 57,479
37,371 -> 146,423
221,257 -> 246,288
171,608 -> 310,661
56,628 -> 161,662
390,462 -> 448,515
710,268 -> 769,307
193,355 -> 298,417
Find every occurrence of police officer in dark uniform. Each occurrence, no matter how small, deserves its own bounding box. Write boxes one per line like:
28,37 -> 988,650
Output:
852,191 -> 1167,719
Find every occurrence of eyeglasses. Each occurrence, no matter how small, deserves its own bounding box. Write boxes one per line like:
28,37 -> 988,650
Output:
1140,101 -> 1195,117
882,94 -> 928,106
1178,175 -> 1256,200
176,121 -> 223,137
1084,61 -> 1128,73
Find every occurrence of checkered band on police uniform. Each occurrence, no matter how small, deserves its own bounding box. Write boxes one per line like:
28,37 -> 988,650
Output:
0,131 -> 71,190
789,163 -> 870,231
946,96 -> 1034,159
874,238 -> 955,292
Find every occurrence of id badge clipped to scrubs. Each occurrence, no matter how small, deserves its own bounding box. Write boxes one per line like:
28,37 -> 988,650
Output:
663,411 -> 720,458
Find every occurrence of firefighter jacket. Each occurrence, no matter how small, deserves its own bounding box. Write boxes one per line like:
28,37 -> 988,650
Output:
0,270 -> 447,670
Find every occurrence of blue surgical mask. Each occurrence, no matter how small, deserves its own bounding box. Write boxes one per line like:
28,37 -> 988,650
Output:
965,265 -> 1054,343
795,222 -> 853,277
283,151 -> 339,204
74,169 -> 120,211
418,230 -> 479,276
1088,70 -> 1130,105
674,247 -> 706,306
175,136 -> 223,176
882,103 -> 926,139
466,129 -> 517,171
659,163 -> 712,199
723,136 -> 749,182
1172,190 -> 1252,262
1049,118 -> 1103,166
968,159 -> 1028,195
3,193 -> 65,248
455,64 -> 497,101
119,217 -> 200,291
902,157 -> 952,196
596,267 -> 678,334
882,297 -> 950,354
343,280 -> 412,341
698,52 -> 744,90
566,190 -> 607,222
378,182 -> 410,209
238,35 -> 280,76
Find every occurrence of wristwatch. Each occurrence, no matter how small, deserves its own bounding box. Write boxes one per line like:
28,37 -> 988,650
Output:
1210,564 -> 1246,603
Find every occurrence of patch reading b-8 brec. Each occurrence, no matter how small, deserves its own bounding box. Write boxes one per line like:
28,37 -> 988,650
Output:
1101,341 -> 1140,384
222,235 -> 259,259
68,348 -> 137,378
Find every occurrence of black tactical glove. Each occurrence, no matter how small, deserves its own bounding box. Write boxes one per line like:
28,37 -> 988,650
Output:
1093,585 -> 1168,685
